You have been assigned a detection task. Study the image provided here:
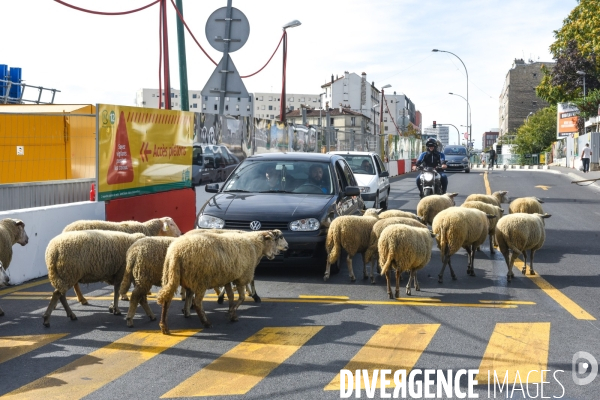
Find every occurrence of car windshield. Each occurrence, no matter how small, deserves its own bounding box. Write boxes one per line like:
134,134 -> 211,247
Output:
222,160 -> 334,195
339,155 -> 375,175
444,147 -> 467,156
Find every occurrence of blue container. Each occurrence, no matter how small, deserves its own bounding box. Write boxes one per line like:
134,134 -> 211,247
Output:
9,67 -> 22,101
0,64 -> 7,97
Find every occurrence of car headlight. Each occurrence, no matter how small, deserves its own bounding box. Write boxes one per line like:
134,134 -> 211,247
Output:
197,215 -> 225,229
463,157 -> 469,162
358,186 -> 370,193
289,218 -> 320,231
423,172 -> 434,180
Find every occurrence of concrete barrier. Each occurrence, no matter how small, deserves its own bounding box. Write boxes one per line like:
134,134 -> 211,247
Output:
0,201 -> 106,285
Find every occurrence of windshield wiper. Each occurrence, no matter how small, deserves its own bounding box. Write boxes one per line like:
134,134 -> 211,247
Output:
223,189 -> 250,193
258,189 -> 294,193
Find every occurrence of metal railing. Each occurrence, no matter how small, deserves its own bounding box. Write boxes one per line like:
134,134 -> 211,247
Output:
0,178 -> 95,212
0,78 -> 61,104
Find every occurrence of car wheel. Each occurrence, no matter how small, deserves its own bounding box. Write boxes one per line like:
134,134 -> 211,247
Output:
465,168 -> 470,173
380,190 -> 389,210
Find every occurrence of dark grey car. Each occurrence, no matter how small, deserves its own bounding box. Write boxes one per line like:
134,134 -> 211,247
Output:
192,144 -> 240,185
444,145 -> 471,173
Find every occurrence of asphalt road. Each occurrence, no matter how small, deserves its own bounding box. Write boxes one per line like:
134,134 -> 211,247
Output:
1,168 -> 599,400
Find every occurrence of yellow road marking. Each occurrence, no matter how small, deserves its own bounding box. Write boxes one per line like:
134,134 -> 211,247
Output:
479,300 -> 536,305
2,330 -> 199,399
515,260 -> 595,320
324,324 -> 440,391
161,326 -> 323,398
299,295 -> 350,300
484,171 -> 491,195
475,322 -> 550,384
1,295 -> 527,309
535,185 -> 551,190
0,334 -> 68,364
0,279 -> 49,296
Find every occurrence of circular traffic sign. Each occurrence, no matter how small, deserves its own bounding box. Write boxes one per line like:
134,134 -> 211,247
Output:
205,7 -> 250,53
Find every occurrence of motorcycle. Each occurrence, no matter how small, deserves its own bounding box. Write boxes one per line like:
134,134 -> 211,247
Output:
418,165 -> 443,198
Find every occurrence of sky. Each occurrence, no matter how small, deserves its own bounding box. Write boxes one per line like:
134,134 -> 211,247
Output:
2,0 -> 578,149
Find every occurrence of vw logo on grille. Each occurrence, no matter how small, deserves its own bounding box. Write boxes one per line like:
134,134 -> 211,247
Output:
249,221 -> 262,231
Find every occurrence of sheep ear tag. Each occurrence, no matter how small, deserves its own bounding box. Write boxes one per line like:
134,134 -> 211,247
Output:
107,111 -> 134,185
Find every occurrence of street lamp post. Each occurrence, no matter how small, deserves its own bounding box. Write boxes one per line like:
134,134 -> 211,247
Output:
280,19 -> 301,122
433,49 -> 470,148
318,92 -> 326,151
576,70 -> 586,100
449,92 -> 470,142
526,111 -> 534,122
438,123 -> 460,145
380,84 -> 391,158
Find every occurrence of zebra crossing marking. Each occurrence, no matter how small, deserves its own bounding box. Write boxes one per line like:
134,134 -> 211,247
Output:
475,322 -> 550,384
161,326 -> 323,398
324,324 -> 440,391
0,334 -> 68,364
1,329 -> 199,399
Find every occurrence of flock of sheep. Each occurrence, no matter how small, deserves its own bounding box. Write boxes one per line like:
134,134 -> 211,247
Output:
0,189 -> 549,332
323,191 -> 551,299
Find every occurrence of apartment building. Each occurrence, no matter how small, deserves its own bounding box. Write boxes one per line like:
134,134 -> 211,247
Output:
253,92 -> 322,120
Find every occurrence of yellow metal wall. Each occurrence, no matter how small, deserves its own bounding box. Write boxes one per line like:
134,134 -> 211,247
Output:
0,105 -> 95,184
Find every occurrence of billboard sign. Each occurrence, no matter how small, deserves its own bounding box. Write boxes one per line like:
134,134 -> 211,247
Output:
557,102 -> 579,139
97,104 -> 194,201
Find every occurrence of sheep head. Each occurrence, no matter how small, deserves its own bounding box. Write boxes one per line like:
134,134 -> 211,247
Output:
160,217 -> 182,237
10,219 -> 29,246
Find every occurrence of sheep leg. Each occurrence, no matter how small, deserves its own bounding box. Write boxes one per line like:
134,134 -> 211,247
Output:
385,269 -> 393,299
489,233 -> 495,254
414,271 -> 421,291
323,261 -> 332,282
361,253 -> 368,280
248,281 -> 261,303
73,283 -> 88,305
182,288 -> 193,318
108,283 -> 121,316
43,290 -> 62,327
192,290 -> 212,328
405,270 -> 413,296
139,295 -> 156,322
159,299 -> 171,335
394,268 -> 401,298
507,251 -> 520,282
0,305 -> 3,317
58,293 -> 77,321
528,250 -> 536,275
467,246 -> 476,276
224,283 -> 235,308
346,254 -> 356,282
180,286 -> 186,302
216,286 -> 226,304
228,283 -> 247,322
370,257 -> 377,284
447,257 -> 457,280
521,250 -> 528,275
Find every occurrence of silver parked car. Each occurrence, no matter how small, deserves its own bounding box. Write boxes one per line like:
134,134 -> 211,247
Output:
192,144 -> 240,185
328,151 -> 390,209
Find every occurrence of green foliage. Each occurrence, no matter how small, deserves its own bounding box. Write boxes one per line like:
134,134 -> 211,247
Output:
514,105 -> 557,155
537,1 -> 600,103
403,124 -> 421,139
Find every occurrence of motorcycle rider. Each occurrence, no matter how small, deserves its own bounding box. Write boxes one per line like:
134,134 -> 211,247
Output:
415,138 -> 448,197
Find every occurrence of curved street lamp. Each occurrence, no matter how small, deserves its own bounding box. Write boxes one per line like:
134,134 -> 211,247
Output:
449,92 -> 470,142
280,20 -> 302,122
433,49 -> 470,148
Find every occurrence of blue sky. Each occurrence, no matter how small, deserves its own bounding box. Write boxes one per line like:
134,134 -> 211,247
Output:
3,0 -> 577,148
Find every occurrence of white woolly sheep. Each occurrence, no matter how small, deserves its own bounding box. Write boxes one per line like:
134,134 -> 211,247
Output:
364,217 -> 427,283
63,217 -> 181,305
432,207 -> 494,283
461,200 -> 504,254
0,218 -> 29,316
42,230 -> 146,327
495,213 -> 551,282
323,211 -> 381,282
416,193 -> 459,226
156,230 -> 287,335
464,190 -> 509,207
378,224 -> 435,298
378,209 -> 424,223
119,236 -> 177,327
509,197 -> 545,215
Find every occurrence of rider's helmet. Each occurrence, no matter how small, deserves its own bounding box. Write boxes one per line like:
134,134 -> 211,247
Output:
425,138 -> 437,150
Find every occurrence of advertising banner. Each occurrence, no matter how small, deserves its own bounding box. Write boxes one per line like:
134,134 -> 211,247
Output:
557,103 -> 579,139
97,104 -> 194,201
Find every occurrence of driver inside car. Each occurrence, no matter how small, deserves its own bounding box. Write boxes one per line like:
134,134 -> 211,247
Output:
415,138 -> 448,197
307,164 -> 329,193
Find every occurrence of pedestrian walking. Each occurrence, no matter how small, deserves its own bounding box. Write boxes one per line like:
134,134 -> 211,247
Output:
488,148 -> 496,170
581,143 -> 592,173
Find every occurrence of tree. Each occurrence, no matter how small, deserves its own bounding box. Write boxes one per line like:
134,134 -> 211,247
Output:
403,124 -> 421,139
514,105 -> 557,155
536,1 -> 600,104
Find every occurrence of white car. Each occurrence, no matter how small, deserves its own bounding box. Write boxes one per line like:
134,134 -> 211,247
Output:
328,151 -> 390,209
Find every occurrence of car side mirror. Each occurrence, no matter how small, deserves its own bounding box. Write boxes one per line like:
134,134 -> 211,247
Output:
379,171 -> 389,177
205,183 -> 219,193
344,186 -> 360,197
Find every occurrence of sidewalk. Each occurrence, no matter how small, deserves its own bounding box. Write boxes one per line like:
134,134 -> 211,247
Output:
471,164 -> 600,188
